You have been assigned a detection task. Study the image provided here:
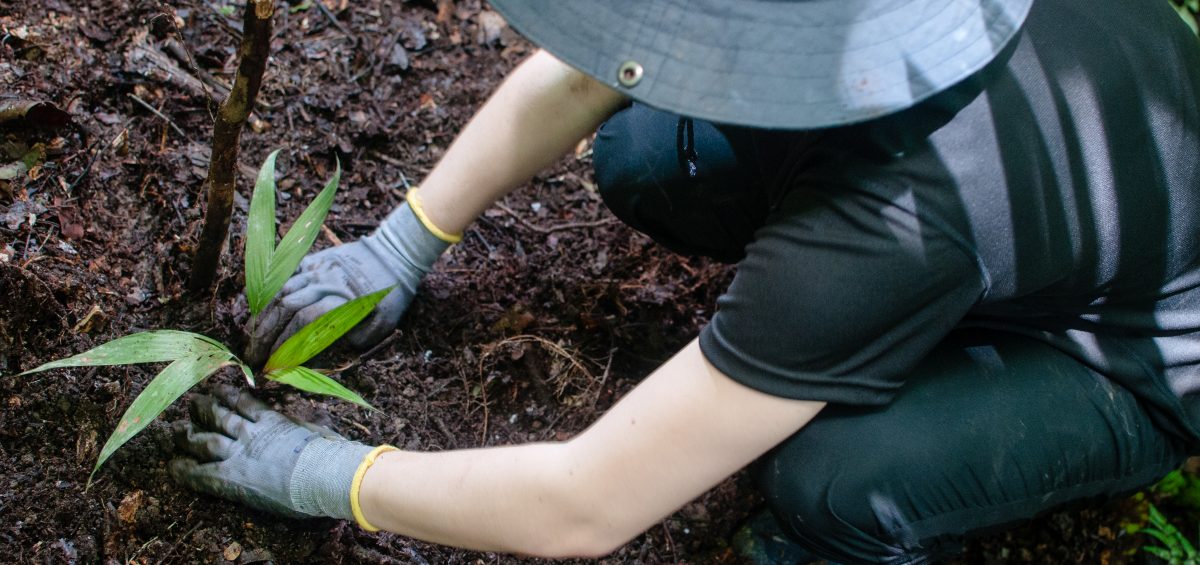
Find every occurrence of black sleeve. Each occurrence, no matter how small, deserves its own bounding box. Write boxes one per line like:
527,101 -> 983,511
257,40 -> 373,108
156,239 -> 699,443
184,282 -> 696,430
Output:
699,182 -> 986,405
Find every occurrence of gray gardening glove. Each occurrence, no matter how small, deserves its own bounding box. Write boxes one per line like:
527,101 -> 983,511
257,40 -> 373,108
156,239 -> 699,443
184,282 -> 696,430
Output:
245,200 -> 452,366
169,385 -> 374,520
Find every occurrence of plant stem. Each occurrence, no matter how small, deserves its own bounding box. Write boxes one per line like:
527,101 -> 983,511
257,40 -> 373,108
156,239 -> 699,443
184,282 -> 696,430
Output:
190,0 -> 275,291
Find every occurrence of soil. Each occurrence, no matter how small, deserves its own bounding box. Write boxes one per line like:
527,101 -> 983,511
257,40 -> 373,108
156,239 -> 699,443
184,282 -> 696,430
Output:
0,0 -> 1183,563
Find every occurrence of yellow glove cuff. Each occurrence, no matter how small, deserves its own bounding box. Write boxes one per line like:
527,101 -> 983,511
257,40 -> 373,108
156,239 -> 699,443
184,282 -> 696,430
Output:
350,444 -> 399,532
407,188 -> 463,244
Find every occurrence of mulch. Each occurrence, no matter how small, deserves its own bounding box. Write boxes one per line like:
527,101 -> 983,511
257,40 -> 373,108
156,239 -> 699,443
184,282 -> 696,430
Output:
0,0 -> 1178,562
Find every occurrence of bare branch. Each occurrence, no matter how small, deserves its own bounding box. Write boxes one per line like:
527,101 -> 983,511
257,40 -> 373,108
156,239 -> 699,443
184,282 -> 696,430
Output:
190,0 -> 275,291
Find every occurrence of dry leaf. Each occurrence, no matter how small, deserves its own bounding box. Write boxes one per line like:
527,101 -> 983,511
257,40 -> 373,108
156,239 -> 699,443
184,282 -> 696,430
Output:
223,541 -> 243,561
117,490 -> 144,524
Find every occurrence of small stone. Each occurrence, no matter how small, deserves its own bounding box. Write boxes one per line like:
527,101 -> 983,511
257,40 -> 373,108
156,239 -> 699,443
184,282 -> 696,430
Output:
125,289 -> 146,305
386,43 -> 409,72
400,18 -> 426,50
476,10 -> 507,45
94,112 -> 121,125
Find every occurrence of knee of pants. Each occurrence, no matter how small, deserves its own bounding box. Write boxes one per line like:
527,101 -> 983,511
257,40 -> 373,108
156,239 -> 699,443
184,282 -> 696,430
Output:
754,454 -> 933,564
591,104 -> 675,223
591,104 -> 767,262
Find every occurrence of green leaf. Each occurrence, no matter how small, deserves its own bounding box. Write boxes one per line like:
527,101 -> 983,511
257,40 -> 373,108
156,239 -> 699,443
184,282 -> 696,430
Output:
18,330 -> 232,375
91,343 -> 234,482
261,160 -> 341,308
246,149 -> 282,315
237,362 -> 256,388
264,286 -> 393,372
1150,504 -> 1169,527
267,366 -> 373,409
1144,527 -> 1178,549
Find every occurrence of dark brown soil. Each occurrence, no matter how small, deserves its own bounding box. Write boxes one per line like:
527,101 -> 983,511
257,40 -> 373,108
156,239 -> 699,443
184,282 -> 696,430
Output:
0,0 -> 1180,563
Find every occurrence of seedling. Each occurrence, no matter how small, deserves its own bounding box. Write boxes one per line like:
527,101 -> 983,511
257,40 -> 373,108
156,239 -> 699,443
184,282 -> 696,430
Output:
16,150 -> 388,483
1141,503 -> 1200,565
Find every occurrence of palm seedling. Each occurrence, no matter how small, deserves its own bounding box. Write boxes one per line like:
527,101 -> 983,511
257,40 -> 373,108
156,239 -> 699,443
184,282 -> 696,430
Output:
16,150 -> 390,483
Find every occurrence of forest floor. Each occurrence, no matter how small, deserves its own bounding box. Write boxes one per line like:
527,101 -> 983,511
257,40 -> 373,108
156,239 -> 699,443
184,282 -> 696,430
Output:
0,0 -> 1191,563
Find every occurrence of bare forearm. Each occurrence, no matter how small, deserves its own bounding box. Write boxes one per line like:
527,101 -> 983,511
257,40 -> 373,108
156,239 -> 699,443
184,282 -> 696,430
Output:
416,49 -> 626,234
358,443 -> 603,558
356,342 -> 824,558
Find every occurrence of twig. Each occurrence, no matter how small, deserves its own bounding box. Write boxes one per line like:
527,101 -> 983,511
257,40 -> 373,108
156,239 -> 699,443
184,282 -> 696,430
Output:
202,1 -> 244,39
327,331 -> 402,377
494,202 -> 617,234
347,419 -> 371,436
20,227 -> 33,262
539,217 -> 619,233
320,223 -> 343,246
468,228 -> 494,254
127,93 -> 189,140
18,227 -> 53,267
314,0 -> 354,37
404,547 -> 432,565
662,523 -> 678,563
468,362 -> 491,445
351,30 -> 401,83
66,142 -> 104,194
359,331 -> 400,362
369,150 -> 413,190
589,347 -> 617,410
156,521 -> 203,564
431,415 -> 457,448
478,334 -> 596,383
155,3 -> 218,120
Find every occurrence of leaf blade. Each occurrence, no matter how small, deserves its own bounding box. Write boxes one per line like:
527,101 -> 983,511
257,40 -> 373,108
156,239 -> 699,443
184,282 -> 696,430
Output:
264,286 -> 393,371
237,362 -> 256,387
261,161 -> 341,306
246,149 -> 282,315
267,366 -> 373,409
18,330 -> 228,375
91,343 -> 234,481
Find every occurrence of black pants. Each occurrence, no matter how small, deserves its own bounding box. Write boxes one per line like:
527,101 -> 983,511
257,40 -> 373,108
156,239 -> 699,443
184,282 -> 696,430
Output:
593,104 -> 1188,563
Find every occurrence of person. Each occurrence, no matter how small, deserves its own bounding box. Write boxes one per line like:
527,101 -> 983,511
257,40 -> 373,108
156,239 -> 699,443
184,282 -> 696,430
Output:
168,0 -> 1200,561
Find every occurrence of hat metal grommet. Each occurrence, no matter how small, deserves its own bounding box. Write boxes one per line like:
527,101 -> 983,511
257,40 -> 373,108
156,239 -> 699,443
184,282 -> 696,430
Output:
617,60 -> 644,88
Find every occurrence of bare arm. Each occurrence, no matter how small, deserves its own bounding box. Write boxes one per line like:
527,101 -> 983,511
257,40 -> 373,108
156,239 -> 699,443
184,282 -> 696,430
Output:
415,49 -> 627,234
358,339 -> 825,558
359,46 -> 821,559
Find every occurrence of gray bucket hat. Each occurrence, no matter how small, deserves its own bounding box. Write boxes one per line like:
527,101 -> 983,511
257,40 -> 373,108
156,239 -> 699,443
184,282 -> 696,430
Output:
488,0 -> 1033,129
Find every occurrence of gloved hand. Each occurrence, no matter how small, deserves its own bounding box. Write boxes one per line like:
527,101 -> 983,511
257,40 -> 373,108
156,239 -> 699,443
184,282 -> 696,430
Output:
169,385 -> 376,521
245,194 -> 457,366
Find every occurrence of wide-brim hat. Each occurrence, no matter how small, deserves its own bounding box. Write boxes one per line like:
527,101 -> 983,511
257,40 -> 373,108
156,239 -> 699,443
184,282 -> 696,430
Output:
489,0 -> 1033,129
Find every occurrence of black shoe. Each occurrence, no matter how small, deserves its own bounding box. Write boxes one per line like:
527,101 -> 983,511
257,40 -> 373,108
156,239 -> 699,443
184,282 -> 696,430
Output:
732,509 -> 822,564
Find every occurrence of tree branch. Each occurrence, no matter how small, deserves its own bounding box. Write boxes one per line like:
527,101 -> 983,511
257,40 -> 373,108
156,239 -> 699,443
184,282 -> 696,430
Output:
190,0 -> 275,291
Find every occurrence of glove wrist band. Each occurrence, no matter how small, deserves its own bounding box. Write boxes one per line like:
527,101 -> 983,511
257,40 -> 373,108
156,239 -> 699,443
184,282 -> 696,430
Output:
407,188 -> 463,244
351,444 -> 400,532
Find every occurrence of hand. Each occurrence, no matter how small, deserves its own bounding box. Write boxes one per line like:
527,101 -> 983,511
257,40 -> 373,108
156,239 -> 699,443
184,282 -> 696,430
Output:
245,200 -> 452,366
169,385 -> 373,520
